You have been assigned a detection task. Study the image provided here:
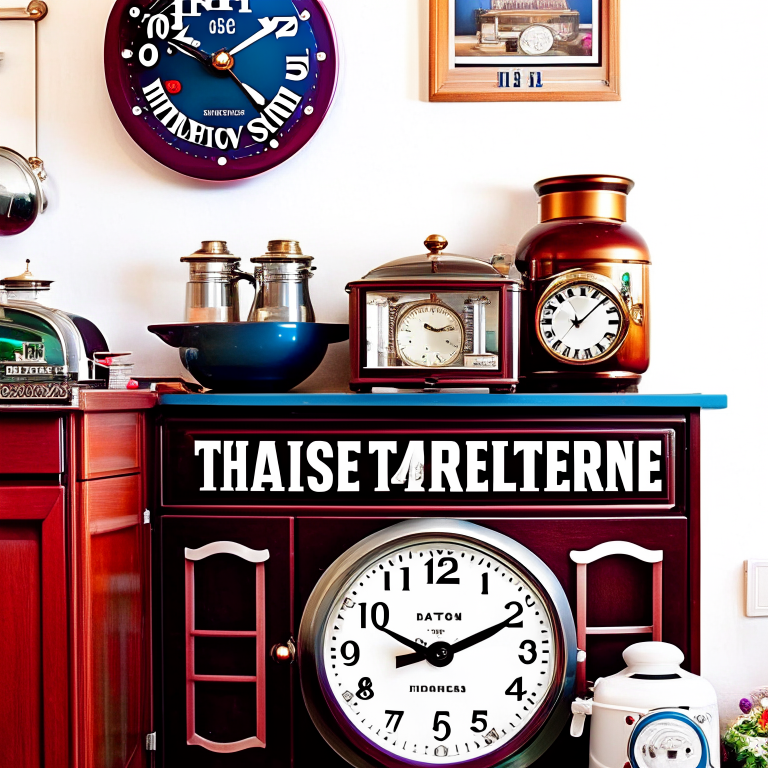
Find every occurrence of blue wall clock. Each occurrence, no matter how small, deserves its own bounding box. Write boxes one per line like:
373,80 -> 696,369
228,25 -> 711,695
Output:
105,0 -> 338,181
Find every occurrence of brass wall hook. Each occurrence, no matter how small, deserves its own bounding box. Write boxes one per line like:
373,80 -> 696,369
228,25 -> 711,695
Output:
0,1 -> 48,21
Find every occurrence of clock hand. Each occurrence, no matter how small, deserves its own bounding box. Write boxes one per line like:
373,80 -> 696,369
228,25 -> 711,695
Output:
395,612 -> 519,666
168,38 -> 211,66
450,613 -> 519,654
226,69 -> 267,108
229,16 -> 282,56
374,624 -> 428,657
572,297 -> 607,328
424,324 -> 457,332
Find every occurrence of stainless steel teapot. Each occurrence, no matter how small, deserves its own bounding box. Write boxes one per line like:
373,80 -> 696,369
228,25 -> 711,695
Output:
248,240 -> 316,323
181,239 -> 316,324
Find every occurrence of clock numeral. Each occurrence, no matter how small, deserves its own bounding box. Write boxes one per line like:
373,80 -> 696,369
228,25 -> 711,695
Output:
583,349 -> 593,359
384,571 -> 390,591
401,567 -> 410,591
359,602 -> 389,629
147,14 -> 170,40
425,557 -> 460,585
139,43 -> 160,67
470,710 -> 488,733
340,641 -> 360,667
580,287 -> 587,296
481,572 -> 489,595
606,306 -> 619,314
504,600 -> 524,628
286,53 -> 310,82
385,710 -> 404,732
432,711 -> 451,742
355,677 -> 374,701
562,346 -> 571,358
505,677 -> 527,700
209,17 -> 236,34
519,640 -> 537,664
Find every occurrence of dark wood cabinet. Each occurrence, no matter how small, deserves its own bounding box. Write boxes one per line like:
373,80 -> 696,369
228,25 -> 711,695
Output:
0,392 -> 156,768
152,395 -> 720,768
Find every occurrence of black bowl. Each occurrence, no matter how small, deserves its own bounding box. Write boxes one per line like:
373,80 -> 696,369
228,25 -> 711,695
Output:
148,322 -> 349,393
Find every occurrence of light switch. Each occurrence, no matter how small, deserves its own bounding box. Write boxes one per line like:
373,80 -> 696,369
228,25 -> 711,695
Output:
745,560 -> 768,617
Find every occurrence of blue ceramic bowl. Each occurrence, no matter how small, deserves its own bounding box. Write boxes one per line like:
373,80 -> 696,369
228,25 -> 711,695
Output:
148,322 -> 349,393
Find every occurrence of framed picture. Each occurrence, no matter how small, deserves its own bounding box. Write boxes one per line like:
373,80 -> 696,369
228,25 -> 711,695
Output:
429,0 -> 619,102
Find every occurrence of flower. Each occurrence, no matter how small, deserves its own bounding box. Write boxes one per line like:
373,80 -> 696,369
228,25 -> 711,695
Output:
760,709 -> 768,732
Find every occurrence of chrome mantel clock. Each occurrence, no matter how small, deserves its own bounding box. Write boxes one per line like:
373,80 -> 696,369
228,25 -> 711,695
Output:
104,0 -> 338,180
299,520 -> 577,768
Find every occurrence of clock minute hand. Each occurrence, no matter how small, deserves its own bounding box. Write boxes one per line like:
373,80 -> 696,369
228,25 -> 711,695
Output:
229,17 -> 282,56
572,297 -> 607,328
449,613 -> 520,655
424,324 -> 457,332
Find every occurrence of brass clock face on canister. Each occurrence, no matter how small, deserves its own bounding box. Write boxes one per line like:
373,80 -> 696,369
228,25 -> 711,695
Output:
516,175 -> 651,391
299,520 -> 577,768
535,273 -> 630,365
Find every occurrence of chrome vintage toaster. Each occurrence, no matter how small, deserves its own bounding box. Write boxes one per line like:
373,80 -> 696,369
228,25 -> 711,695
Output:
0,261 -> 109,402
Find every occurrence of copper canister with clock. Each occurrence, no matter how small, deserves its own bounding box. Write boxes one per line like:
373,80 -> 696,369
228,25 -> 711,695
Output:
347,236 -> 522,393
515,175 -> 651,392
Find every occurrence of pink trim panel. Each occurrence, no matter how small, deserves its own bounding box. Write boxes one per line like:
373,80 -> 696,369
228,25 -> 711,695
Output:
184,544 -> 269,753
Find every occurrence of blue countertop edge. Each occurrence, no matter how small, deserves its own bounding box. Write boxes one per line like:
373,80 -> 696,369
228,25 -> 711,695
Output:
158,393 -> 728,409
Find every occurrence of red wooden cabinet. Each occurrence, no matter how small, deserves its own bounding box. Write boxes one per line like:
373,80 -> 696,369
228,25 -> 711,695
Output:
0,392 -> 156,768
0,486 -> 68,768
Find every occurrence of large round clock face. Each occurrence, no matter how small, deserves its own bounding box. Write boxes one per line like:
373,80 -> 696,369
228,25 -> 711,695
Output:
300,521 -> 575,768
537,281 -> 628,364
396,303 -> 465,368
104,0 -> 338,180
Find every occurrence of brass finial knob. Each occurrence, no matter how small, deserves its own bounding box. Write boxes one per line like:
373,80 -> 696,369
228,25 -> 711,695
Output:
425,235 -> 448,255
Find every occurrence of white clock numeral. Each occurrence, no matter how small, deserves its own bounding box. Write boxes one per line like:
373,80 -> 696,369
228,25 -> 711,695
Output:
147,13 -> 170,40
139,43 -> 160,67
209,17 -> 236,34
286,52 -> 310,82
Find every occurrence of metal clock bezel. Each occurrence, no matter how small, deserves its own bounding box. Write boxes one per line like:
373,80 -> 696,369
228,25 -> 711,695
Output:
535,271 -> 630,365
298,519 -> 577,768
395,300 -> 466,368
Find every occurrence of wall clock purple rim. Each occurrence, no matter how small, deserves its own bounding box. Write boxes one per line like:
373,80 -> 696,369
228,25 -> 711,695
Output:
104,0 -> 338,181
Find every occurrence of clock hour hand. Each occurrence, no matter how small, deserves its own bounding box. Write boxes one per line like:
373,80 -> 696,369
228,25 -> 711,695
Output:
424,324 -> 457,332
373,624 -> 428,658
168,38 -> 211,66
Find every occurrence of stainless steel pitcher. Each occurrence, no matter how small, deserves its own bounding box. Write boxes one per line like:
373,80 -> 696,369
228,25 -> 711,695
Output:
248,240 -> 316,323
181,241 -> 255,323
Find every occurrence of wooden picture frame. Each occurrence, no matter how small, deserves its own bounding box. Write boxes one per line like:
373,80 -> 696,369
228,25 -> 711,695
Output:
429,0 -> 620,102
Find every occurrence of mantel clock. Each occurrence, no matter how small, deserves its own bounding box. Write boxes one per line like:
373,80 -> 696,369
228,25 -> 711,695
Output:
515,175 -> 651,391
347,236 -> 522,393
104,0 -> 338,180
299,519 -> 577,768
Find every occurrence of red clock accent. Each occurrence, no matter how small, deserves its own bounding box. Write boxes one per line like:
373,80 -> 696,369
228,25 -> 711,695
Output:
164,79 -> 182,95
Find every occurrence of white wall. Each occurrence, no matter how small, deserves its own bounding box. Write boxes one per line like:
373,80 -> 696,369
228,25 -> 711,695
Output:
2,0 -> 767,732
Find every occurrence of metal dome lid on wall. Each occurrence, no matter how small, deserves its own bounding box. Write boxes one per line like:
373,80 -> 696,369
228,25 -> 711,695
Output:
104,0 -> 338,181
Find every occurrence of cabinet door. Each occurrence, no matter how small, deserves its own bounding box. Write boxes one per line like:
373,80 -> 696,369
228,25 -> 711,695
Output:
160,517 -> 293,768
74,474 -> 150,768
0,486 -> 68,768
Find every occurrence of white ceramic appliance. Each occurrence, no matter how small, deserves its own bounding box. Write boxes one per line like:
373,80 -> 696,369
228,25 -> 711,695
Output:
570,642 -> 720,768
